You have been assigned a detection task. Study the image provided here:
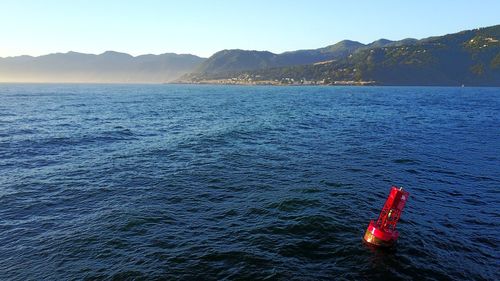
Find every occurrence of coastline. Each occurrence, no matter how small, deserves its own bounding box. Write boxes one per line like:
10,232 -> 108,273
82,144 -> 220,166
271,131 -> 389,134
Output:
172,79 -> 378,86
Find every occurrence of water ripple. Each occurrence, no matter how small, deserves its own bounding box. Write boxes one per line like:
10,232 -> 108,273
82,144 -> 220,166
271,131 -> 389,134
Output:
0,84 -> 499,280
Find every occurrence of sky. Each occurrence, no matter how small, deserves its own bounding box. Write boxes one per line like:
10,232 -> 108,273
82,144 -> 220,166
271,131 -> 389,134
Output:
0,0 -> 499,58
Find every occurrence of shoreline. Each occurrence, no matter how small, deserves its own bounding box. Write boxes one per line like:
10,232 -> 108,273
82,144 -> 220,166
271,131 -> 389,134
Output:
172,79 -> 378,86
1,82 -> 497,88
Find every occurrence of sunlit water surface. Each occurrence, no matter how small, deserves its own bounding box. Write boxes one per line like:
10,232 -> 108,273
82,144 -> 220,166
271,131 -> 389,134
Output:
0,84 -> 498,280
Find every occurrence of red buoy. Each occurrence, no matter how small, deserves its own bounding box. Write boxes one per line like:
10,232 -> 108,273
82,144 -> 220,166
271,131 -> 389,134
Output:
363,186 -> 409,247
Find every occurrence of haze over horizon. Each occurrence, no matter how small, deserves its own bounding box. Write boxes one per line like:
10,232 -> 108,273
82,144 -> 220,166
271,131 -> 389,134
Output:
1,0 -> 500,58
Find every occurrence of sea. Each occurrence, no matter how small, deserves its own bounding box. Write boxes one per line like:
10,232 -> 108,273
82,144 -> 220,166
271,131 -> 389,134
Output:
0,84 -> 498,280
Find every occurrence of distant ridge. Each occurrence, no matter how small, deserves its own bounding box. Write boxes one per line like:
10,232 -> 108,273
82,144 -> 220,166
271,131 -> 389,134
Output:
0,51 -> 206,83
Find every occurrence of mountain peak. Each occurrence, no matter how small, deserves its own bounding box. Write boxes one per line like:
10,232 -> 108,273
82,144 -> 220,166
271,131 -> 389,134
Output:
100,51 -> 133,58
319,40 -> 364,54
368,39 -> 394,47
336,39 -> 365,46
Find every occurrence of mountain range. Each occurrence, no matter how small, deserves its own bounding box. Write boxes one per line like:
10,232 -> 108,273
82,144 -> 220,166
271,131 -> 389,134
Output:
1,24 -> 499,86
192,38 -> 419,75
0,51 -> 204,83
183,24 -> 500,86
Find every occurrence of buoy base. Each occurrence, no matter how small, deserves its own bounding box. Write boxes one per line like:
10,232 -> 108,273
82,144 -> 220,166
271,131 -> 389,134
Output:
363,220 -> 398,247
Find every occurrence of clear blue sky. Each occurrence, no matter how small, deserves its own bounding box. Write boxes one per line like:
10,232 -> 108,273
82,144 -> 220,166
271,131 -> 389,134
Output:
1,0 -> 499,58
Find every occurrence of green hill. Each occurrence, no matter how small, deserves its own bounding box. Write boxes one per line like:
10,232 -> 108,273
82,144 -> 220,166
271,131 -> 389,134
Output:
183,25 -> 500,86
191,39 -> 417,75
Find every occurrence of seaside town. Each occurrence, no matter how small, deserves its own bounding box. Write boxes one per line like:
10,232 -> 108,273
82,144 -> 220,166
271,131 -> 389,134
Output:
177,74 -> 377,86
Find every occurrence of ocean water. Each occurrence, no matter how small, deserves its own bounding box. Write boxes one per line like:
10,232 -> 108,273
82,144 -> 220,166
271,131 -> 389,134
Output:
0,84 -> 498,281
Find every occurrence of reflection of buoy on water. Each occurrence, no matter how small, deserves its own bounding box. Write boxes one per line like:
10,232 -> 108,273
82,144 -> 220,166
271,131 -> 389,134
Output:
363,186 -> 409,247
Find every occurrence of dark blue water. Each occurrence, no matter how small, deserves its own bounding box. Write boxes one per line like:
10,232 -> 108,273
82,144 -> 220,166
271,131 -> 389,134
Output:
0,84 -> 499,280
